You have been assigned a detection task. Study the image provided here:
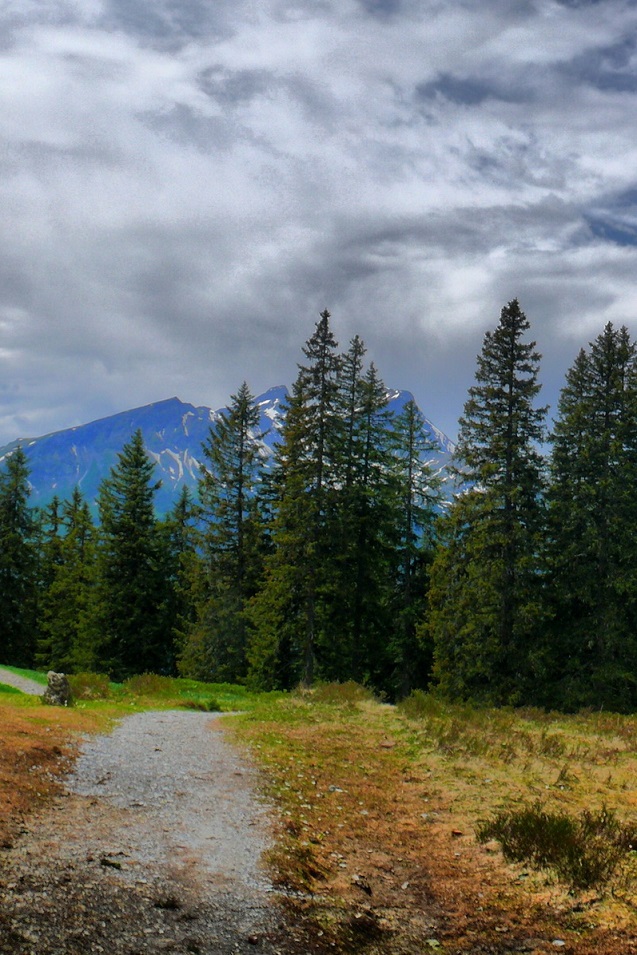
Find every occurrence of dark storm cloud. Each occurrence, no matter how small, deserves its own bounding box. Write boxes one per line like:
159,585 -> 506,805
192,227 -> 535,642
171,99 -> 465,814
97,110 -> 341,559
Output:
416,73 -> 533,107
1,0 -> 637,444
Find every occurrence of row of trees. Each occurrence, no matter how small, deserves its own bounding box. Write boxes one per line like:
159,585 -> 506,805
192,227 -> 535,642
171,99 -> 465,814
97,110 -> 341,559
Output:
2,302 -> 637,709
0,311 -> 439,697
431,301 -> 637,711
0,434 -> 190,681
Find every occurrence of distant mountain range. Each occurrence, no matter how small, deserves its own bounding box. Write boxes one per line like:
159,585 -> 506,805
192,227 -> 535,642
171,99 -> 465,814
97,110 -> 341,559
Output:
0,387 -> 456,516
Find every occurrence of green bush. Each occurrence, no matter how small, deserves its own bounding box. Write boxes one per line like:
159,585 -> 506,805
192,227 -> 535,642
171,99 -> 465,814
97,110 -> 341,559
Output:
477,802 -> 637,890
180,698 -> 222,712
68,673 -> 112,700
398,689 -> 447,720
123,673 -> 175,696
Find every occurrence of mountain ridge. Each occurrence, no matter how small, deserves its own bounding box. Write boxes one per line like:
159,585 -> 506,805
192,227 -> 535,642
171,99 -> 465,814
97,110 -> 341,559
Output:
0,387 -> 455,516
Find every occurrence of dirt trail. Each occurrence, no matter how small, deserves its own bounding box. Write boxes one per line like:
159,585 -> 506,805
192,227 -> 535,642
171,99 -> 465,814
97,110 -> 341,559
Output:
0,667 -> 44,695
0,710 -> 293,955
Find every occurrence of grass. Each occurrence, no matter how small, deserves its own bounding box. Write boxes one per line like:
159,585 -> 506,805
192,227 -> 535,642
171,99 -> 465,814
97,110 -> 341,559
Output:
6,675 -> 637,953
227,685 -> 637,953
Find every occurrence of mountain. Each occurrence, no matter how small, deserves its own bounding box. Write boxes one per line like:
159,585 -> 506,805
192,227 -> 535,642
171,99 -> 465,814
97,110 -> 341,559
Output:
0,386 -> 456,516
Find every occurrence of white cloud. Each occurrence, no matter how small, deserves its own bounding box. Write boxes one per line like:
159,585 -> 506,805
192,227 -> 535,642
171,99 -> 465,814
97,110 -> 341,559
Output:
0,0 -> 636,444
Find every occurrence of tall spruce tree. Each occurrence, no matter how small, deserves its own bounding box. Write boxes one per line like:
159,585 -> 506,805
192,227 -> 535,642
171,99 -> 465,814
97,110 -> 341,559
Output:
326,361 -> 397,686
248,310 -> 343,688
545,323 -> 637,710
179,383 -> 264,683
388,399 -> 441,697
95,430 -> 168,679
429,299 -> 547,704
36,488 -> 98,672
159,486 -> 199,678
0,446 -> 37,666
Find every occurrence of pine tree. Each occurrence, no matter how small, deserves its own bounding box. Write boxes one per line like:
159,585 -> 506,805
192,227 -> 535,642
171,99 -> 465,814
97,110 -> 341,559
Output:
326,362 -> 396,686
429,300 -> 547,704
95,430 -> 167,679
0,447 -> 38,666
179,383 -> 265,683
159,486 -> 200,678
545,323 -> 637,710
248,310 -> 343,688
388,399 -> 441,697
36,488 -> 99,672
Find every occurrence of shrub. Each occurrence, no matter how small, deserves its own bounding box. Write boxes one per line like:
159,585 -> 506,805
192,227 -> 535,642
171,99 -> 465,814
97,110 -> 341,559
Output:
477,802 -> 637,890
308,681 -> 377,705
398,689 -> 447,720
123,673 -> 175,697
180,698 -> 222,712
68,673 -> 112,700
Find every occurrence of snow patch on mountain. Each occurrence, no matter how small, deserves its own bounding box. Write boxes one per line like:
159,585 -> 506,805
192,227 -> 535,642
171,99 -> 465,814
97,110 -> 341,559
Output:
0,386 -> 457,516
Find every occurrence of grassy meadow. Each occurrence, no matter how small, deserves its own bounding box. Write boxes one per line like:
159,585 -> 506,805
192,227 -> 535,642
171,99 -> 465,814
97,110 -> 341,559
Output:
2,674 -> 637,952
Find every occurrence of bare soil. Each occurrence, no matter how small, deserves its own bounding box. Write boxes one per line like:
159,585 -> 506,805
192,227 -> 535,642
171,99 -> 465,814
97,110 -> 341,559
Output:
0,710 -> 294,955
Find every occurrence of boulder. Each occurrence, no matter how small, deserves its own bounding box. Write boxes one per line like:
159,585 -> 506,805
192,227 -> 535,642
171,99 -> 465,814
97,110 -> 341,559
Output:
42,671 -> 72,706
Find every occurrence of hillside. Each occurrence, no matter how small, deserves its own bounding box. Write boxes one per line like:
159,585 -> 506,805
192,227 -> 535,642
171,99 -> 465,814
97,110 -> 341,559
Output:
0,387 -> 455,515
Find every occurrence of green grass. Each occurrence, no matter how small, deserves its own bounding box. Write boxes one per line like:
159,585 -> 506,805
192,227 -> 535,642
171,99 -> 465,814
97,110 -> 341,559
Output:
46,670 -> 284,715
0,683 -> 22,695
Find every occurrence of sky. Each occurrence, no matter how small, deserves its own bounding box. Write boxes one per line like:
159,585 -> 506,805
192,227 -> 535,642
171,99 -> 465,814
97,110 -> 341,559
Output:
1,0 -> 637,446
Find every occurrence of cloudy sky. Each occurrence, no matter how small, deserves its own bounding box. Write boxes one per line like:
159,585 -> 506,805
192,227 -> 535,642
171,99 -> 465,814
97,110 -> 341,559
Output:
1,0 -> 637,445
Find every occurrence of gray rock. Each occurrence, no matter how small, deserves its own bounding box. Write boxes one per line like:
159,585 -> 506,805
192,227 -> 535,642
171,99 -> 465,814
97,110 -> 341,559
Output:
42,671 -> 72,706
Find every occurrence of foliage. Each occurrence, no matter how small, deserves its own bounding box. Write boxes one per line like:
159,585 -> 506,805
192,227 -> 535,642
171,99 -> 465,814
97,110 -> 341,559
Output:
477,803 -> 637,890
0,446 -> 38,666
95,430 -> 170,680
306,680 -> 378,704
248,315 -> 440,696
248,310 -> 343,689
67,672 -> 112,700
544,323 -> 637,710
430,300 -> 547,704
36,488 -> 99,673
179,383 -> 265,684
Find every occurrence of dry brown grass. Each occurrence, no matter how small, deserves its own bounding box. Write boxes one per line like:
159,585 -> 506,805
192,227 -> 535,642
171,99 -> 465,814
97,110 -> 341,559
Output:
231,689 -> 637,954
0,697 -> 116,847
7,681 -> 637,953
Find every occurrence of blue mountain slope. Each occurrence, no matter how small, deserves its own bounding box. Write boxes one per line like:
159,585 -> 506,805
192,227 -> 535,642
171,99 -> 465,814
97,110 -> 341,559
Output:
0,386 -> 455,516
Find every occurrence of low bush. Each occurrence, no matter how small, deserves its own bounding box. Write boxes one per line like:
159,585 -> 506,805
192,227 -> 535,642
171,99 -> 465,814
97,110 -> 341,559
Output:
477,802 -> 637,890
123,673 -> 175,697
180,698 -> 222,712
308,681 -> 377,705
67,672 -> 112,700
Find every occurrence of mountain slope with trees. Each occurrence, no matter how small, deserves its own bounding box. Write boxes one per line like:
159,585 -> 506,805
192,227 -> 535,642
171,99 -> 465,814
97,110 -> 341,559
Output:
3,303 -> 637,710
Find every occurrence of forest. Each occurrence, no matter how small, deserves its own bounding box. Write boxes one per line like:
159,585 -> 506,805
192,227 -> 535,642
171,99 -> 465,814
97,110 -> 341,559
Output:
0,301 -> 635,712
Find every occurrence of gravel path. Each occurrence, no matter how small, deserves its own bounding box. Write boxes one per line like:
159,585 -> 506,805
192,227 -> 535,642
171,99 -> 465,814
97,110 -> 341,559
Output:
0,666 -> 44,695
0,710 -> 293,955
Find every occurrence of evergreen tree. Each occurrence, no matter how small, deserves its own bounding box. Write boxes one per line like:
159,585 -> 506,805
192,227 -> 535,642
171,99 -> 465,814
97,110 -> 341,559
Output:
326,362 -> 397,686
160,486 -> 200,678
388,399 -> 441,697
36,488 -> 98,672
0,447 -> 38,666
429,300 -> 547,704
248,310 -> 343,688
545,323 -> 637,710
95,430 -> 168,679
179,384 -> 264,683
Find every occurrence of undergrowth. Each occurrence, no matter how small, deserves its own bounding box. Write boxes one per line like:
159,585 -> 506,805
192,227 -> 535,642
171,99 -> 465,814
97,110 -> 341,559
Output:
477,803 -> 637,890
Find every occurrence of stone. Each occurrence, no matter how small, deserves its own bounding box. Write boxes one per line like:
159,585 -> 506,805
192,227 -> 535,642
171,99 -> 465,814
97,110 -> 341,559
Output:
42,671 -> 72,706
